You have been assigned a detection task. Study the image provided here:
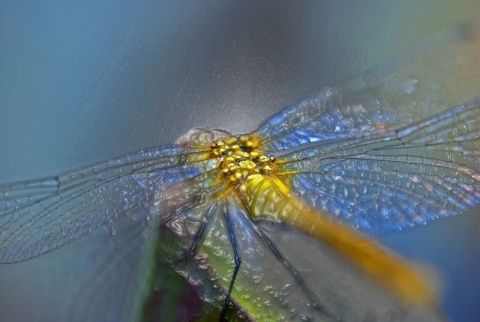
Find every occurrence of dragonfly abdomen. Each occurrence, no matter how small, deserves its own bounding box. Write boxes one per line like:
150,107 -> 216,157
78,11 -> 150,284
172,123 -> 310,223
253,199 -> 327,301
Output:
239,172 -> 439,308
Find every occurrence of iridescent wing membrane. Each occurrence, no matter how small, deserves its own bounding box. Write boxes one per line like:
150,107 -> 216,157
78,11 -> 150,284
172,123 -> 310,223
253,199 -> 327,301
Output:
255,21 -> 480,234
0,145 -> 210,263
0,21 -> 479,322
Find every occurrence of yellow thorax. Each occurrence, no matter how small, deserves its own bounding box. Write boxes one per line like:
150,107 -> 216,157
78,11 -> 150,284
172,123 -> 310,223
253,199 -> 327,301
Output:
209,135 -> 278,190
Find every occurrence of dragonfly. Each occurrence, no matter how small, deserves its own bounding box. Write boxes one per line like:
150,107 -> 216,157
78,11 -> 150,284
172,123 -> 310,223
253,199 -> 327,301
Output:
1,21 -> 480,322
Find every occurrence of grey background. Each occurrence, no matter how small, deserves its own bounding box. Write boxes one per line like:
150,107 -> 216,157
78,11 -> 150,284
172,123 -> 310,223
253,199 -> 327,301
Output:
1,1 -> 479,321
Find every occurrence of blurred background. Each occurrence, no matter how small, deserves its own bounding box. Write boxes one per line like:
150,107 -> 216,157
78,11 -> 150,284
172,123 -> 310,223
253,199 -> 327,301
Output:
0,0 -> 479,321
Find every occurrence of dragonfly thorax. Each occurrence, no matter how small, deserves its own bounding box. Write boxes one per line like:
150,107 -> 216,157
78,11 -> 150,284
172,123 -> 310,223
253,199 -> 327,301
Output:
210,135 -> 277,187
177,128 -> 280,195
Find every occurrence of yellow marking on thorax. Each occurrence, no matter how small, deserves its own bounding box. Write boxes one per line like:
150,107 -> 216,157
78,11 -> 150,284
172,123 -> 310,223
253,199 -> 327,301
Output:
185,151 -> 212,163
207,134 -> 277,187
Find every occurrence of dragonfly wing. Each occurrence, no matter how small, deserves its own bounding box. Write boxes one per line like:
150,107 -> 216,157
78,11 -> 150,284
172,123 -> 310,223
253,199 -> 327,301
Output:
255,21 -> 480,152
257,221 -> 446,321
175,199 -> 331,320
279,100 -> 480,234
0,206 -> 157,322
177,197 -> 445,320
66,211 -> 158,322
0,145 -> 210,263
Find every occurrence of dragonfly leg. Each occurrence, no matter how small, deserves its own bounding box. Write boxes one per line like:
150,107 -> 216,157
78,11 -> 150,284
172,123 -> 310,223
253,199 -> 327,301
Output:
247,220 -> 340,321
220,206 -> 242,321
174,203 -> 216,262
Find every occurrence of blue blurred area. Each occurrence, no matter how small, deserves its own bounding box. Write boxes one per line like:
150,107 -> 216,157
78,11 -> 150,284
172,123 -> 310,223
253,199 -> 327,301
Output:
1,1 -> 479,321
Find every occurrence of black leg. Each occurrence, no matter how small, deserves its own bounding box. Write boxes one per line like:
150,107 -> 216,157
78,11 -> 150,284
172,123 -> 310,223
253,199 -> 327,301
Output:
174,203 -> 216,263
245,219 -> 340,321
220,205 -> 242,321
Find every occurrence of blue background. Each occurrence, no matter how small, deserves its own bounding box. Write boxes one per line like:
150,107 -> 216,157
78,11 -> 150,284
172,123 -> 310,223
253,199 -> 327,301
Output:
1,1 -> 479,321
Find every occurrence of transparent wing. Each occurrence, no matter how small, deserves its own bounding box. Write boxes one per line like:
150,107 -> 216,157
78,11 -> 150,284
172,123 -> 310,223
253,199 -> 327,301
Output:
279,100 -> 480,234
255,221 -> 445,322
0,144 -> 211,263
175,198 -> 445,321
67,211 -> 157,322
0,206 -> 158,322
255,21 -> 480,152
